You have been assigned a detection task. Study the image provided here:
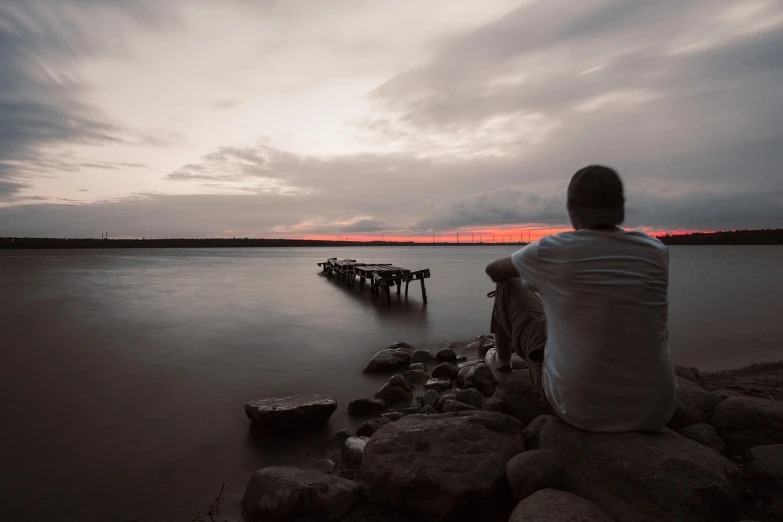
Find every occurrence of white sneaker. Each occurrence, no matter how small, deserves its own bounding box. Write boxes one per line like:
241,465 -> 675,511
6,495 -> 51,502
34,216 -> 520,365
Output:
484,347 -> 513,382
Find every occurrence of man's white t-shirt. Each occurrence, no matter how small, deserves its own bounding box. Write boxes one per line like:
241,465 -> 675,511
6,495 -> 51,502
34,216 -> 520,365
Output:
510,229 -> 677,432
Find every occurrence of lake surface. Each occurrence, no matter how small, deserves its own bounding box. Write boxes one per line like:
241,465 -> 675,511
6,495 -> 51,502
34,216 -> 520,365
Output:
1,245 -> 781,521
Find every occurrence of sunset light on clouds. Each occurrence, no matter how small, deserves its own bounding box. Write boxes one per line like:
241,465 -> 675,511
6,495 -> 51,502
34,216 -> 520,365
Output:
1,0 -> 781,239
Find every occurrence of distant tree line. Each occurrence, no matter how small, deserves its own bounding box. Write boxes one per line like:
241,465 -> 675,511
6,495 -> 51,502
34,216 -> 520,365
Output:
656,229 -> 783,245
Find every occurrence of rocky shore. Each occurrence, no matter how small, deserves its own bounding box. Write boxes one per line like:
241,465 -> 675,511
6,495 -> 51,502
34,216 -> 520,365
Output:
242,339 -> 783,522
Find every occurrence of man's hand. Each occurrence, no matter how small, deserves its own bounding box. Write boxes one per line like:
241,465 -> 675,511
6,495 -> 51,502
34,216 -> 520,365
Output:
485,256 -> 519,283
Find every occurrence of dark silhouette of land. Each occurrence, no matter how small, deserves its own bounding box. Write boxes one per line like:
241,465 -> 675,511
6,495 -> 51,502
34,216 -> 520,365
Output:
1,229 -> 781,249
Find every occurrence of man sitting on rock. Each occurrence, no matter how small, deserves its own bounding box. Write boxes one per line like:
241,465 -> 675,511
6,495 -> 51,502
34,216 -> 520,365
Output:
484,165 -> 677,432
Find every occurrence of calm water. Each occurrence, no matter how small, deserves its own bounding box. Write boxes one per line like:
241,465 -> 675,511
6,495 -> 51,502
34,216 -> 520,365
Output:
1,246 -> 781,521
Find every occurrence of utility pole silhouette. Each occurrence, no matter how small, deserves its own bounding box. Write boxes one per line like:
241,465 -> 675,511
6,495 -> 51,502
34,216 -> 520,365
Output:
432,232 -> 435,244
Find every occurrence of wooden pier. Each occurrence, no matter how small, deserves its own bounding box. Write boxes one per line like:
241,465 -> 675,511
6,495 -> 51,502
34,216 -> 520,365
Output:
317,258 -> 431,305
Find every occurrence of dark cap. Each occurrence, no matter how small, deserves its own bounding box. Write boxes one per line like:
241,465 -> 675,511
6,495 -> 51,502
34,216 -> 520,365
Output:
567,165 -> 625,226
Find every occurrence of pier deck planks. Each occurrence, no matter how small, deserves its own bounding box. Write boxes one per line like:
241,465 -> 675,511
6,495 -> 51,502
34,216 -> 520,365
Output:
317,258 -> 431,304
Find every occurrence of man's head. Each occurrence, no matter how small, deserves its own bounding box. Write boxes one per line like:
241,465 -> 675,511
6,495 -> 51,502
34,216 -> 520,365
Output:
567,165 -> 625,230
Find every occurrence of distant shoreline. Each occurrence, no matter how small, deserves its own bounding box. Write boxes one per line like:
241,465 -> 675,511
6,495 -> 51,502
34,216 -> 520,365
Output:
1,228 -> 781,249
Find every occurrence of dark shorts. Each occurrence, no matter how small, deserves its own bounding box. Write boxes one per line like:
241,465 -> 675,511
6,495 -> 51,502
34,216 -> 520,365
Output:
490,278 -> 547,395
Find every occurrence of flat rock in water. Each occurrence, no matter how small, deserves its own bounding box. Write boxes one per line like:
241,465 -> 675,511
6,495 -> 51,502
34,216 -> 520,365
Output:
431,362 -> 459,380
342,436 -> 369,467
460,362 -> 498,397
491,371 -> 552,425
678,423 -> 726,454
245,393 -> 337,433
441,399 -> 477,412
347,398 -> 387,416
538,417 -> 740,522
668,376 -> 718,430
424,378 -> 452,393
746,444 -> 783,480
388,374 -> 413,391
510,489 -> 613,522
242,466 -> 361,521
362,411 -> 525,521
357,417 -> 391,437
435,347 -> 457,363
712,396 -> 783,454
409,362 -> 427,372
506,450 -> 565,502
363,348 -> 412,373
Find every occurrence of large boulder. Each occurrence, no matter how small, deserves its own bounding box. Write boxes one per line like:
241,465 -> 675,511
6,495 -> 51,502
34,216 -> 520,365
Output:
412,350 -> 436,364
342,436 -> 369,467
506,450 -> 566,501
522,414 -> 557,451
678,423 -> 726,454
245,394 -> 337,433
362,411 -> 525,521
459,362 -> 498,397
538,417 -> 740,522
357,417 -> 391,437
491,371 -> 553,425
668,377 -> 718,430
711,397 -> 783,454
374,377 -> 413,405
441,399 -> 477,412
347,398 -> 386,416
242,466 -> 361,521
363,347 -> 412,373
746,444 -> 783,481
510,489 -> 613,522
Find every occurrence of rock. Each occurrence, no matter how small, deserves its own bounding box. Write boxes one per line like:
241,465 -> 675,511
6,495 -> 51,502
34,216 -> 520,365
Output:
382,411 -> 404,421
455,388 -> 485,409
510,489 -> 613,522
419,404 -> 437,414
357,417 -> 391,437
342,436 -> 369,467
522,415 -> 557,451
674,365 -> 701,385
712,389 -> 742,403
538,417 -> 740,522
460,362 -> 498,397
401,369 -> 430,385
412,350 -> 436,364
347,398 -> 386,416
506,451 -> 566,502
668,376 -> 718,430
424,378 -> 452,393
388,341 -> 413,350
491,371 -> 552,425
245,394 -> 337,433
435,347 -> 457,363
388,374 -> 413,391
242,466 -> 361,521
312,458 -> 335,474
441,399 -> 478,412
434,390 -> 458,411
484,397 -> 509,415
431,362 -> 459,380
678,423 -> 726,453
362,411 -> 525,521
457,355 -> 467,362
712,397 -> 783,454
421,389 -> 440,407
409,362 -> 427,372
324,429 -> 350,451
374,382 -> 413,405
746,444 -> 783,480
390,406 -> 421,415
362,347 -> 411,373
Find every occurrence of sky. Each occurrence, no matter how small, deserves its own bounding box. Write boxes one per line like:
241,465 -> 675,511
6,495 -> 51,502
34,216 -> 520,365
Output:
0,0 -> 781,241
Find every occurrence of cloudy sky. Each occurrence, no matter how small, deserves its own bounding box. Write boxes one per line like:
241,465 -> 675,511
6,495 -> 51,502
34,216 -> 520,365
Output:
1,0 -> 781,240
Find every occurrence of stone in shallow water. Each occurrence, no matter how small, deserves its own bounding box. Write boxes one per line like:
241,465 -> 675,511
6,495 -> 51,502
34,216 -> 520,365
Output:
362,411 -> 525,521
412,349 -> 436,364
401,369 -> 429,385
459,362 -> 497,397
538,417 -> 740,522
455,388 -> 485,409
357,417 -> 391,437
712,396 -> 783,454
510,489 -> 613,522
375,382 -> 413,405
362,348 -> 411,373
409,362 -> 426,372
312,458 -> 335,474
347,397 -> 386,416
421,389 -> 440,407
244,393 -> 337,433
435,347 -> 457,363
424,378 -> 452,393
432,362 -> 459,380
342,436 -> 369,467
242,466 -> 361,521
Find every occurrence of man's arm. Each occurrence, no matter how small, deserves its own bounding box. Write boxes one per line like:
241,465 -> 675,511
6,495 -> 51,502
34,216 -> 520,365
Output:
485,256 -> 519,283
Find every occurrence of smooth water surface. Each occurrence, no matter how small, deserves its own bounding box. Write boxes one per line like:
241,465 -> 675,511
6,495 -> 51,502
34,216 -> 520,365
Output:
1,246 -> 781,521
